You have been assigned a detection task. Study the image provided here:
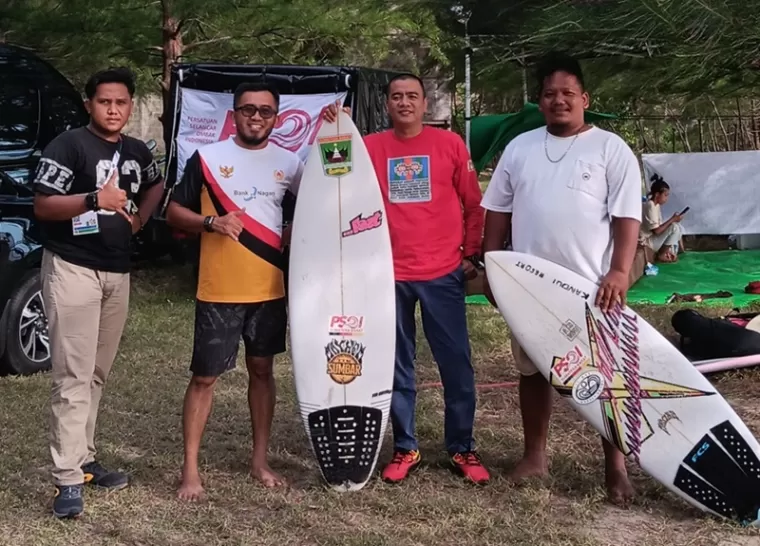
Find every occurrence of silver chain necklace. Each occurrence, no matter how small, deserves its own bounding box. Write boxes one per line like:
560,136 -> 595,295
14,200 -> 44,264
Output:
544,127 -> 581,163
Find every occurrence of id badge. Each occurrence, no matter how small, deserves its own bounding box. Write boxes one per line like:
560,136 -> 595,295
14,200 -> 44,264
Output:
72,211 -> 100,236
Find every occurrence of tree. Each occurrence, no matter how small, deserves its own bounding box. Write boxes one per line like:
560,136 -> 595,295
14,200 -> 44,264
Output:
468,0 -> 760,104
0,0 -> 444,108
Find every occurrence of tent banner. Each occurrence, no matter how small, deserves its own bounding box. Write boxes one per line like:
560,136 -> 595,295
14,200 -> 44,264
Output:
176,88 -> 347,181
642,151 -> 760,235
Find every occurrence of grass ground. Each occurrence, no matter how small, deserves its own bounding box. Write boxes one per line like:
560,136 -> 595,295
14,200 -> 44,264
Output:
3,263 -> 760,546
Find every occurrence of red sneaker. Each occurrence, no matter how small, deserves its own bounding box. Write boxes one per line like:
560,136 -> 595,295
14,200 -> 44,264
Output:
451,451 -> 490,484
381,450 -> 421,483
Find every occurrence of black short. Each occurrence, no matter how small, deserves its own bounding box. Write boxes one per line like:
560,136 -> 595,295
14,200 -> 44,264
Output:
190,298 -> 287,377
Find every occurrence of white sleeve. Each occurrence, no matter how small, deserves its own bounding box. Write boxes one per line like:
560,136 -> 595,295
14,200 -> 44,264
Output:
480,149 -> 513,213
290,157 -> 305,196
605,137 -> 643,222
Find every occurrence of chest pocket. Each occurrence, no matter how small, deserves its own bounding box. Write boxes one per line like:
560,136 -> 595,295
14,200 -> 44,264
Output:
566,159 -> 608,202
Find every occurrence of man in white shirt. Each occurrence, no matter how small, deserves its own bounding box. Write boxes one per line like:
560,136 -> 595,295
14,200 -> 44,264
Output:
480,53 -> 642,505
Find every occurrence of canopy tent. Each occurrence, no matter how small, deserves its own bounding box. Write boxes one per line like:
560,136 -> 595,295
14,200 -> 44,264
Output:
162,63 -> 398,188
470,102 -> 619,172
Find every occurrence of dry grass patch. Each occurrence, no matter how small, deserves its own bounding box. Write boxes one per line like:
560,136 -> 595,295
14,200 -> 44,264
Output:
1,264 -> 760,545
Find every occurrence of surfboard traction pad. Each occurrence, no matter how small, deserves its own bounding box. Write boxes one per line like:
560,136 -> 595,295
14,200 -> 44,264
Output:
674,419 -> 760,524
307,406 -> 383,487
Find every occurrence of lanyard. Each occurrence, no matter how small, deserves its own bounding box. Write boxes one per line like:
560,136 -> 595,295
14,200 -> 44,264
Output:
107,138 -> 123,183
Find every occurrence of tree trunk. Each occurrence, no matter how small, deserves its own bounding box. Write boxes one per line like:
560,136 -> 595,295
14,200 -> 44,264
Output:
711,99 -> 731,151
161,0 -> 184,124
708,120 -> 718,151
654,122 -> 660,152
736,98 -> 744,150
698,119 -> 704,152
675,119 -> 691,152
638,118 -> 649,153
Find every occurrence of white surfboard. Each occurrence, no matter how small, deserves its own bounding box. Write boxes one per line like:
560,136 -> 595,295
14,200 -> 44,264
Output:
485,250 -> 760,526
288,110 -> 396,492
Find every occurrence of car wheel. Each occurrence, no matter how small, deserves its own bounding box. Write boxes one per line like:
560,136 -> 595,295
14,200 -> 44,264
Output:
1,270 -> 51,375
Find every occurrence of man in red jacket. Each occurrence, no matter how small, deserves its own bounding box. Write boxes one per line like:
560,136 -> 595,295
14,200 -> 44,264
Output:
325,73 -> 489,484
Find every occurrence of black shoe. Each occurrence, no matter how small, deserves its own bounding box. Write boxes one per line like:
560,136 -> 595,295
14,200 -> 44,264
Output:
81,461 -> 129,490
53,484 -> 84,519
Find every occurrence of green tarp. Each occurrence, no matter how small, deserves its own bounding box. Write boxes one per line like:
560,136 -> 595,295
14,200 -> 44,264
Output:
626,250 -> 760,307
470,102 -> 619,172
466,250 -> 760,308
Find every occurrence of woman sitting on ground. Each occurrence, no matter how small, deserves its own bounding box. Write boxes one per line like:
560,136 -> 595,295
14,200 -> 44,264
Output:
640,179 -> 685,263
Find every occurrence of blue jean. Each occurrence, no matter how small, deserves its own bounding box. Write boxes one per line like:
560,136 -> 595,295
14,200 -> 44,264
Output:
390,265 -> 476,455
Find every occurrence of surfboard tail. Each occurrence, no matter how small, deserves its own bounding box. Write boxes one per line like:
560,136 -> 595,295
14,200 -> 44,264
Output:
307,406 -> 383,490
674,419 -> 760,525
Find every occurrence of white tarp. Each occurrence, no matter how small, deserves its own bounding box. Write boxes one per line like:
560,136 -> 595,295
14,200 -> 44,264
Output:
175,88 -> 347,181
642,151 -> 760,235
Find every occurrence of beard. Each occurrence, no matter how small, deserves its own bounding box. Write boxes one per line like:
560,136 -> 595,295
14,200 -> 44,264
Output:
545,117 -> 585,137
237,125 -> 274,146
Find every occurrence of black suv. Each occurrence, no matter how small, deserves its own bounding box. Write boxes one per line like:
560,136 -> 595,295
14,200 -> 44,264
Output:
0,44 -> 90,375
0,45 -> 169,376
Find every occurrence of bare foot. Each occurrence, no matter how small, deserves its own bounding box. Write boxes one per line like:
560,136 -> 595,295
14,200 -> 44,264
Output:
606,467 -> 635,506
177,472 -> 205,502
507,456 -> 549,484
251,464 -> 285,488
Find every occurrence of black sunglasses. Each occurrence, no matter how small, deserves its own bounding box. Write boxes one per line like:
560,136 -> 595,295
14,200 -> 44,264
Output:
234,104 -> 277,119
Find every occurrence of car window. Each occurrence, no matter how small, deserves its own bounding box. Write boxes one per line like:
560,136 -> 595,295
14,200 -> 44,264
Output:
0,167 -> 33,196
48,92 -> 88,135
0,82 -> 40,152
0,171 -> 16,196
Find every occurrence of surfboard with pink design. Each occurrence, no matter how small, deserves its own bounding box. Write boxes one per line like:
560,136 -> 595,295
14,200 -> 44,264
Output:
288,110 -> 395,492
485,250 -> 760,526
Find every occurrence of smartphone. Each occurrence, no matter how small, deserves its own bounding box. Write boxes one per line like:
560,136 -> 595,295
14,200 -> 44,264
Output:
679,206 -> 690,215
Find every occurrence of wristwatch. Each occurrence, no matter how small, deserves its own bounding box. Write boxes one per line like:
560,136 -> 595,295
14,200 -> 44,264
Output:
203,216 -> 216,232
85,191 -> 100,212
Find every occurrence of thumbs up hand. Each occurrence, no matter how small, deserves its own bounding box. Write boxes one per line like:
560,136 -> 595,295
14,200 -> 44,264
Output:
97,171 -> 131,223
211,208 -> 247,241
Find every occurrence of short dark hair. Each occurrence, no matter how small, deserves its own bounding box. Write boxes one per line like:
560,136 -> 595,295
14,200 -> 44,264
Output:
84,67 -> 136,100
534,52 -> 585,95
233,82 -> 280,109
385,73 -> 427,98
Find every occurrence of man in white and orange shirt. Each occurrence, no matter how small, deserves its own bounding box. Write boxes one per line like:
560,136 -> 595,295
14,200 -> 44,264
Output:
326,73 -> 489,484
167,81 -> 303,500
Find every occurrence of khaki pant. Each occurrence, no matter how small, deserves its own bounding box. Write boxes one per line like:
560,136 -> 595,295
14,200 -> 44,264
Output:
650,221 -> 683,253
510,333 -> 541,377
42,250 -> 130,485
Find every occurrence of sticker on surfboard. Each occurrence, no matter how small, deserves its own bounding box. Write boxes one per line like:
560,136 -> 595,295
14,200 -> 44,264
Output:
325,339 -> 364,384
571,370 -> 605,405
318,134 -> 353,177
328,314 -> 365,336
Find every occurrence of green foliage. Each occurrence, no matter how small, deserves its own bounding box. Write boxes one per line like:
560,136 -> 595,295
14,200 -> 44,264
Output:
426,0 -> 760,121
0,0 -> 444,95
499,1 -> 759,110
3,0 -> 759,121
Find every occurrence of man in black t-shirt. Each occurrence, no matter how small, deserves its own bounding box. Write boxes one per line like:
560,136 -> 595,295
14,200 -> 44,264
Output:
32,67 -> 164,519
